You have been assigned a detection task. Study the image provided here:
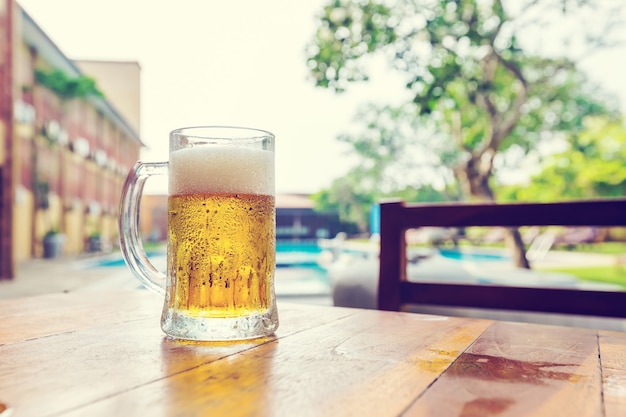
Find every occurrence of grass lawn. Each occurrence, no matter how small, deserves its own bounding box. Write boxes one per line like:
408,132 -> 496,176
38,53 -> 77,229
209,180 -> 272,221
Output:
539,265 -> 626,289
142,241 -> 166,252
538,241 -> 626,289
553,242 -> 626,255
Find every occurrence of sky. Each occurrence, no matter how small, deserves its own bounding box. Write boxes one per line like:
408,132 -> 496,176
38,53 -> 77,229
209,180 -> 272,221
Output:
16,0 -> 626,195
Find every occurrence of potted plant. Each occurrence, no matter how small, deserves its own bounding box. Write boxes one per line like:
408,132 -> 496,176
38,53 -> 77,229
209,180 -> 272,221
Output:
87,231 -> 102,253
43,228 -> 65,259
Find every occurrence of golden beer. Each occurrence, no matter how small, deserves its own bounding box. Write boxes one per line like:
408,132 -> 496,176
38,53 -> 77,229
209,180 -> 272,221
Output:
167,192 -> 275,317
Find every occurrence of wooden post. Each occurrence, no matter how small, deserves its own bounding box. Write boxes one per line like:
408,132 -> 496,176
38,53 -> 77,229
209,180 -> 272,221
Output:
377,200 -> 406,311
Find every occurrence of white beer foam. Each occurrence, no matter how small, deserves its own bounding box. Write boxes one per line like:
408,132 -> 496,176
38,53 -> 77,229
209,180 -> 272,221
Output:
169,146 -> 275,195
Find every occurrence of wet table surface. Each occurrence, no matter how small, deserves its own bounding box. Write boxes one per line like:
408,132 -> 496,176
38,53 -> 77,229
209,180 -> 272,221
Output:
0,290 -> 625,417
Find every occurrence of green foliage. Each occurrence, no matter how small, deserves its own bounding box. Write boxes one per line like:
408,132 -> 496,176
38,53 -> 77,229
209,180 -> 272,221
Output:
499,117 -> 626,201
312,178 -> 374,233
312,166 -> 456,233
35,68 -> 103,101
307,0 -> 621,225
307,0 -> 397,91
44,228 -> 60,238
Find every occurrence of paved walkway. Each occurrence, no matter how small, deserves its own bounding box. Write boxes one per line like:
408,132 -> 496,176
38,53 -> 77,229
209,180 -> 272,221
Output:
0,252 -> 333,305
0,254 -> 142,299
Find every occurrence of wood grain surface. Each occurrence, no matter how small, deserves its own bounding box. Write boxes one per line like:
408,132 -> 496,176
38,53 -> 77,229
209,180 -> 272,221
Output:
405,321 -> 603,416
599,331 -> 626,417
0,291 -> 624,417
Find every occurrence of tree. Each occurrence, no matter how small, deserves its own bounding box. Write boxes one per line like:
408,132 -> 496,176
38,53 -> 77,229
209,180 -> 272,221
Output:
306,0 -> 621,267
311,102 -> 459,232
312,165 -> 454,233
500,117 -> 626,201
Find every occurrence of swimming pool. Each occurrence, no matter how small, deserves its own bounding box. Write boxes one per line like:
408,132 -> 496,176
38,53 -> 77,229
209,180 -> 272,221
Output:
93,244 -> 507,269
87,243 -> 518,303
93,242 -> 323,267
89,242 -> 331,298
276,242 -> 323,267
438,248 -> 510,262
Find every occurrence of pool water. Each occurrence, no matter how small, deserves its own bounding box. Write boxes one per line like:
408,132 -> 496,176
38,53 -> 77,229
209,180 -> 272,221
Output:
274,243 -> 329,298
438,248 -> 509,262
93,245 -> 506,269
276,242 -> 322,267
90,242 -> 331,298
89,244 -> 507,301
94,243 -> 323,268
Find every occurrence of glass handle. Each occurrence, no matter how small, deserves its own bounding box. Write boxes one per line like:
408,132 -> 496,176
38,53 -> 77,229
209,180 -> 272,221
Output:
118,161 -> 168,295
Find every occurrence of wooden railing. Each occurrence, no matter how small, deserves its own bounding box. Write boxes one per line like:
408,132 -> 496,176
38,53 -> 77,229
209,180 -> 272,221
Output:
377,198 -> 626,318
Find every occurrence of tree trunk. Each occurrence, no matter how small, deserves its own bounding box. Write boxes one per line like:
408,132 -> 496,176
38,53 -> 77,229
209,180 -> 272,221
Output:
456,155 -> 531,269
503,227 -> 530,269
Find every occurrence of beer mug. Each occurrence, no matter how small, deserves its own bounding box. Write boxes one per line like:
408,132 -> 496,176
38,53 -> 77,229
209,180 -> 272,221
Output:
119,126 -> 278,341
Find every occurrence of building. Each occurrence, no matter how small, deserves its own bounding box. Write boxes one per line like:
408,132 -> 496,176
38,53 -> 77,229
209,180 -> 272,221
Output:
275,193 -> 351,242
0,1 -> 143,278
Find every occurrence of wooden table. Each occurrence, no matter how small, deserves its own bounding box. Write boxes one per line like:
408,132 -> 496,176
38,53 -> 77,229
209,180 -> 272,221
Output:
1,291 -> 625,417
